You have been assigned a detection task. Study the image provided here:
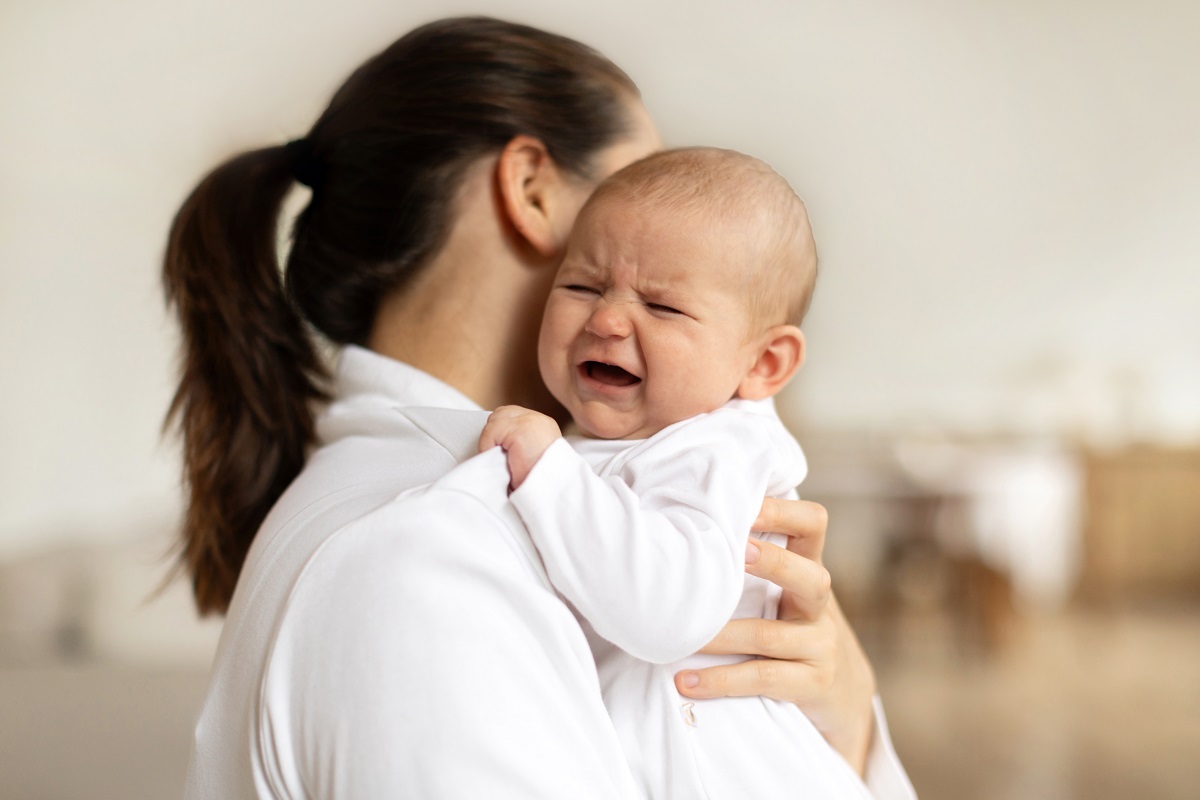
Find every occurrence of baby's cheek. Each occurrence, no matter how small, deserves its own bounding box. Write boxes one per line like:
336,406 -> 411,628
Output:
648,381 -> 706,424
542,365 -> 572,410
662,366 -> 738,418
536,334 -> 567,396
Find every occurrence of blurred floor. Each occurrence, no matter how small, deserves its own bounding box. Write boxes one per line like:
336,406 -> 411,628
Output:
875,603 -> 1200,800
0,607 -> 1196,798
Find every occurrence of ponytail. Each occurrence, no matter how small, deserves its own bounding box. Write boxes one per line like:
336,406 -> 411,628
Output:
163,146 -> 327,615
163,17 -> 639,615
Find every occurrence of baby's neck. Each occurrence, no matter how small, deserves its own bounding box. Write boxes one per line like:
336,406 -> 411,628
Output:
569,396 -> 764,442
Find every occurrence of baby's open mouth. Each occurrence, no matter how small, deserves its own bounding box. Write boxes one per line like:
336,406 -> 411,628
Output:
583,361 -> 641,387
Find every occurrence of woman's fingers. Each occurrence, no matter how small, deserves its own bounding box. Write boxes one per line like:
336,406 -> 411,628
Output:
749,498 -> 832,620
744,538 -> 832,621
754,497 -> 828,563
696,616 -> 830,661
674,657 -> 823,704
695,497 -> 878,776
678,648 -> 876,778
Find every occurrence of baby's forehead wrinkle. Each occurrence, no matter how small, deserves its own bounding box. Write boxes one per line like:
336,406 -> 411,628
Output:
636,269 -> 693,302
561,255 -> 607,281
580,145 -> 817,328
571,244 -> 712,310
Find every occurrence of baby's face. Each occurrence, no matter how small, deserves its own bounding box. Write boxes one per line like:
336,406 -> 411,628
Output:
538,196 -> 765,440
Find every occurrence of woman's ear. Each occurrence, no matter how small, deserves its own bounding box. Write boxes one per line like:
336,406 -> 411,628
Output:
737,326 -> 806,400
496,135 -> 579,259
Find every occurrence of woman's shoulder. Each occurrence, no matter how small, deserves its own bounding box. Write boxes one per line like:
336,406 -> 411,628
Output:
205,450 -> 609,798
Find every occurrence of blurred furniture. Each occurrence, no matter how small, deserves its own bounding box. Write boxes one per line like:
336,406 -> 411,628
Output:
1079,446 -> 1200,603
799,430 -> 1087,662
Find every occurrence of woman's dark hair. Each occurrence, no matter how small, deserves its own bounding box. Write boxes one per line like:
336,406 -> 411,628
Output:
163,16 -> 638,615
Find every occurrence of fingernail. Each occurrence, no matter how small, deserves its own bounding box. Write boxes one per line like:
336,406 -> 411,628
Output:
745,541 -> 760,565
679,671 -> 700,689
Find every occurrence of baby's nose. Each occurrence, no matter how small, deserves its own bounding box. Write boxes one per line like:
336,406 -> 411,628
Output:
584,301 -> 632,338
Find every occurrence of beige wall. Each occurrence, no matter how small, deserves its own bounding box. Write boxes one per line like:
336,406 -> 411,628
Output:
2,0 -> 1198,553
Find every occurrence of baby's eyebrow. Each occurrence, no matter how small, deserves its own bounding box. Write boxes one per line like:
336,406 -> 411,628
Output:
637,269 -> 690,296
559,259 -> 606,281
638,280 -> 691,308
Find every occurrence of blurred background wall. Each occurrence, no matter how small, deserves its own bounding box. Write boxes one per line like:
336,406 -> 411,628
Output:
1,1 -> 1196,798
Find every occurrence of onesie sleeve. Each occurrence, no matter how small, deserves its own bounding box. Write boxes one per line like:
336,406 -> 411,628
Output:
509,403 -> 806,664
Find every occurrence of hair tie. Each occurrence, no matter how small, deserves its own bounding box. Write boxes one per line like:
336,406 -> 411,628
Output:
285,138 -> 323,189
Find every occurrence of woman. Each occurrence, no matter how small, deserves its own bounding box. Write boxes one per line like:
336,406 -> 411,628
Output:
165,17 -> 910,798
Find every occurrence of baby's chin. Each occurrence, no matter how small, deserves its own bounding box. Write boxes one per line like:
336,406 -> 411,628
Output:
572,405 -> 657,441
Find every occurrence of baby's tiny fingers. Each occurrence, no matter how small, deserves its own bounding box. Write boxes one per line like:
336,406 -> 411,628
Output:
477,423 -> 499,453
478,415 -> 516,453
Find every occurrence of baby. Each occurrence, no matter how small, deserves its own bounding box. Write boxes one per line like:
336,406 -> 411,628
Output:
479,148 -> 872,799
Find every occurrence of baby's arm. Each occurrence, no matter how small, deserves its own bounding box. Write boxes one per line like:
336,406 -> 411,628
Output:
478,405 -> 562,489
509,406 -> 803,665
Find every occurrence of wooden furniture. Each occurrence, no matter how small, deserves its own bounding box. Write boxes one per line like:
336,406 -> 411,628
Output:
1080,446 -> 1200,602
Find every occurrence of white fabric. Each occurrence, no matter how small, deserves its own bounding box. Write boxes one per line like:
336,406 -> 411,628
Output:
184,346 -> 915,799
510,400 -> 877,799
184,347 -> 639,799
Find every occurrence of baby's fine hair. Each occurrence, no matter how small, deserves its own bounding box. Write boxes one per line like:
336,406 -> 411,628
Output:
585,147 -> 818,328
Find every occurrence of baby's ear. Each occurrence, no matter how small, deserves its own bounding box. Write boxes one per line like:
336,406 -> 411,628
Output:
737,326 -> 806,400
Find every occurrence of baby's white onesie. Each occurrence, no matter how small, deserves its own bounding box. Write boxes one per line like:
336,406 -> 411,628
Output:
509,398 -> 874,799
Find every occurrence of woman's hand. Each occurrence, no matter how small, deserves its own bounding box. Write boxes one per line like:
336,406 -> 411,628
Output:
673,497 -> 877,776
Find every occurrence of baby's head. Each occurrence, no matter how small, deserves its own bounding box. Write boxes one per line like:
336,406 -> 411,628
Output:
538,147 -> 817,440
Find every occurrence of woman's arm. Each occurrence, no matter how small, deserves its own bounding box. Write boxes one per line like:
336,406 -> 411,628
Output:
673,498 -> 892,783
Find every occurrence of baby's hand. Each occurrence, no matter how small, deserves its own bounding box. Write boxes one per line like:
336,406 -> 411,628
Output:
478,405 -> 563,489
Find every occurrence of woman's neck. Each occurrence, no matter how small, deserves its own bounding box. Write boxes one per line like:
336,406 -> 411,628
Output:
367,156 -> 563,414
367,251 -> 554,414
